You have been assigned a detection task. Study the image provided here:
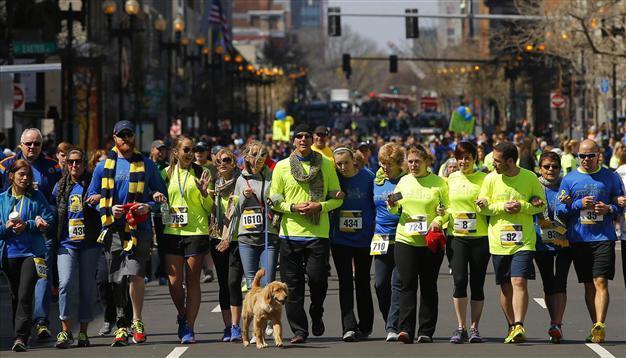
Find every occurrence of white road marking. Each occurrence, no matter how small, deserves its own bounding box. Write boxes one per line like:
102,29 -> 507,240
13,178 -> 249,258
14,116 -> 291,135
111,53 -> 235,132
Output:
211,304 -> 221,313
165,347 -> 188,358
533,298 -> 547,309
586,343 -> 616,358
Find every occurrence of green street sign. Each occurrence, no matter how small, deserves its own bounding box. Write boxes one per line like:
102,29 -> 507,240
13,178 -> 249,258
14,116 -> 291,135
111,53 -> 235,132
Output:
14,42 -> 58,55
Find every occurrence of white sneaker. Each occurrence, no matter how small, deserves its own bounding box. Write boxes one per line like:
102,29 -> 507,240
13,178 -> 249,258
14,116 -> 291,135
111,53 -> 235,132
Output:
250,336 -> 256,344
265,321 -> 273,337
386,332 -> 399,342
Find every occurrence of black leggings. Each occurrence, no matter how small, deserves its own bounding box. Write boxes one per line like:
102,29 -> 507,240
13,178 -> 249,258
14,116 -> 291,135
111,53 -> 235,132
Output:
535,249 -> 573,295
210,239 -> 243,310
450,237 -> 490,301
3,256 -> 38,341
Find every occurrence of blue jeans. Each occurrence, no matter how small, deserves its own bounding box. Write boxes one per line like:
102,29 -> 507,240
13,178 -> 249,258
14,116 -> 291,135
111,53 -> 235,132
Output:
374,246 -> 400,333
57,245 -> 101,323
33,239 -> 54,325
238,242 -> 279,287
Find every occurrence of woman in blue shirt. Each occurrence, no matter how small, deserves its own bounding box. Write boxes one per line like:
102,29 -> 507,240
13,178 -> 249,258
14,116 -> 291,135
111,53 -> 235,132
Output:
0,160 -> 54,352
52,148 -> 103,349
331,146 -> 375,342
372,143 -> 405,342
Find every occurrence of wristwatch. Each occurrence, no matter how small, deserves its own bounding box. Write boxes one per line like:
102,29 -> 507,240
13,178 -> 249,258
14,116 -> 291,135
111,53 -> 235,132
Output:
290,203 -> 295,212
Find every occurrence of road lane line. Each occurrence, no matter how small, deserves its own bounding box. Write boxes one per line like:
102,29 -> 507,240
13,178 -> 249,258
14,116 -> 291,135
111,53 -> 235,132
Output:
166,347 -> 188,358
211,304 -> 221,313
586,343 -> 616,358
533,298 -> 547,309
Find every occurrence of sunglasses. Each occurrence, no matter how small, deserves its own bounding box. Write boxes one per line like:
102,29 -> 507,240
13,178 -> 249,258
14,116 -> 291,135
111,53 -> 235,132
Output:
116,132 -> 135,139
180,147 -> 192,154
295,133 -> 311,140
22,141 -> 41,148
217,157 -> 233,165
67,159 -> 83,166
314,132 -> 327,137
541,164 -> 560,170
578,153 -> 597,159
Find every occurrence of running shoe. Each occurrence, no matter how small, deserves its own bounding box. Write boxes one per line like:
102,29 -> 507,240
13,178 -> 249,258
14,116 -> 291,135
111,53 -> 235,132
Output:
468,328 -> 484,343
99,321 -> 113,336
222,326 -> 232,342
12,338 -> 27,352
230,324 -> 242,342
312,318 -> 325,336
181,325 -> 196,344
158,277 -> 168,286
55,331 -> 74,349
241,279 -> 248,293
202,270 -> 214,283
265,321 -> 274,337
342,330 -> 358,342
397,331 -> 412,344
177,315 -> 187,340
548,324 -> 562,343
35,322 -> 52,339
450,328 -> 467,344
131,320 -> 147,344
504,324 -> 526,344
386,332 -> 399,342
417,335 -> 433,343
111,328 -> 129,347
77,332 -> 90,347
591,322 -> 605,343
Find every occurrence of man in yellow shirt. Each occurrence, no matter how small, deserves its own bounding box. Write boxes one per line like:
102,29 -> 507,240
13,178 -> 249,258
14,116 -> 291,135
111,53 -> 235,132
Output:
311,126 -> 334,163
477,142 -> 545,344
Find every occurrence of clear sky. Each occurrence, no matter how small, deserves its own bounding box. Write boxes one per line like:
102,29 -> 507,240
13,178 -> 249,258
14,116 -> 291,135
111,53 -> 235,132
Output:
328,0 -> 441,53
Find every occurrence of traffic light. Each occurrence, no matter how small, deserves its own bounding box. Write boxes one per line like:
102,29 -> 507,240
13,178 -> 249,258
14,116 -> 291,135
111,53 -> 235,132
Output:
405,9 -> 419,39
328,7 -> 341,37
389,55 -> 398,73
342,53 -> 351,79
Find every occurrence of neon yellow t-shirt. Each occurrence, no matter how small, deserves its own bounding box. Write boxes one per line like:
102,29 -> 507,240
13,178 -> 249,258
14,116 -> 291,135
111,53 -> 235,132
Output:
446,170 -> 488,237
312,145 -> 334,163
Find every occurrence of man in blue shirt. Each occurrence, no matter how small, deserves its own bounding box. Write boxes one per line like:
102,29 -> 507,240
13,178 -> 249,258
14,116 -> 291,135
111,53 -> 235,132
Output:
0,128 -> 62,340
87,121 -> 167,347
556,139 -> 622,344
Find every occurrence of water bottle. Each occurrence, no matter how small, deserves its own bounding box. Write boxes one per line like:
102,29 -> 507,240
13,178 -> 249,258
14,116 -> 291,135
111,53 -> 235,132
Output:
161,202 -> 172,225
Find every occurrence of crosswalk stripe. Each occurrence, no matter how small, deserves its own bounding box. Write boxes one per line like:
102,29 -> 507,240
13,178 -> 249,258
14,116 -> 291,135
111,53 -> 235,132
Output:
211,304 -> 221,313
165,347 -> 188,358
533,298 -> 547,309
585,343 -> 616,358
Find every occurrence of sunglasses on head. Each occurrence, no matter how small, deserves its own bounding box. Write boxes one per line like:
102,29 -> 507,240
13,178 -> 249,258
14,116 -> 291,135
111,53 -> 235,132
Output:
295,133 -> 311,140
116,131 -> 134,139
541,164 -> 560,170
578,153 -> 597,159
22,141 -> 41,148
67,159 -> 83,165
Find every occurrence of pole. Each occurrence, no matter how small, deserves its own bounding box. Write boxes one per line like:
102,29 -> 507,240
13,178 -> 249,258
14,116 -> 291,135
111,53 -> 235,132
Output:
581,50 -> 586,137
118,33 -> 124,121
612,61 -> 617,137
66,3 -> 74,142
166,45 -> 172,127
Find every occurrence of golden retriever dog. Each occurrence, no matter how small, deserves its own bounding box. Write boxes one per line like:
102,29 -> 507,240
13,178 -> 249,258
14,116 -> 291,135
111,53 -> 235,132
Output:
242,268 -> 288,349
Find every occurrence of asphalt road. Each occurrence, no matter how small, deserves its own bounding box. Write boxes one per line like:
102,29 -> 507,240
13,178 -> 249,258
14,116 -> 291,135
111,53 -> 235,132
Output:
1,242 -> 624,358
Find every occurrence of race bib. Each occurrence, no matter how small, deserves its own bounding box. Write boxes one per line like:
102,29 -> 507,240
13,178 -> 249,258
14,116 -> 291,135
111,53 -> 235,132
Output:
33,257 -> 47,279
404,215 -> 428,236
500,224 -> 523,246
169,207 -> 189,227
339,210 -> 363,232
242,208 -> 263,230
370,234 -> 391,255
68,218 -> 85,241
580,209 -> 603,224
453,212 -> 477,234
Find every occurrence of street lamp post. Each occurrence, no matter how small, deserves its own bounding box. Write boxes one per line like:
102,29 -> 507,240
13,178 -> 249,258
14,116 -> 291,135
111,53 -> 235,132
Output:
103,0 -> 141,124
59,1 -> 82,142
154,15 -> 184,130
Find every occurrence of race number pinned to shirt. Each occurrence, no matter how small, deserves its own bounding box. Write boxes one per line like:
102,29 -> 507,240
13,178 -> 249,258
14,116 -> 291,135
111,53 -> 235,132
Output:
500,224 -> 523,246
580,209 -> 603,224
169,207 -> 189,228
33,257 -> 47,279
242,207 -> 263,230
339,210 -> 363,232
68,218 -> 85,241
370,234 -> 391,255
453,212 -> 477,234
404,214 -> 428,236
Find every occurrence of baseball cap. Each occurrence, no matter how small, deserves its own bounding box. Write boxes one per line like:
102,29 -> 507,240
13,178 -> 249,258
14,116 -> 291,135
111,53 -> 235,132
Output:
211,145 -> 224,155
293,124 -> 311,136
314,125 -> 328,135
113,120 -> 134,135
357,141 -> 370,150
151,140 -> 167,150
194,141 -> 209,152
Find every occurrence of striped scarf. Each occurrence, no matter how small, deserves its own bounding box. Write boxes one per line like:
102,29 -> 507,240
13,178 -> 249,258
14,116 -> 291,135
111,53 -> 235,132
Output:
98,146 -> 145,255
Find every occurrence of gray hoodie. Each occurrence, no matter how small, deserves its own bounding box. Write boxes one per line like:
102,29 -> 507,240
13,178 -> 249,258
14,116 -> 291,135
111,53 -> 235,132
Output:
230,166 -> 277,245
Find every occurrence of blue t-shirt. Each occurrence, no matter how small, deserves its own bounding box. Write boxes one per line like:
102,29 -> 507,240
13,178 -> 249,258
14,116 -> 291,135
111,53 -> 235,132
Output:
52,182 -> 98,250
373,174 -> 403,238
534,185 -> 561,252
556,167 -> 623,243
0,152 -> 62,206
87,154 -> 167,232
331,168 -> 375,247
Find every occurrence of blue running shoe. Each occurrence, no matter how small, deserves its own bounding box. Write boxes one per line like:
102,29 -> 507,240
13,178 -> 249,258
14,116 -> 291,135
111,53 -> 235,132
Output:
222,326 -> 231,342
181,326 -> 196,344
230,325 -> 242,342
177,316 -> 187,340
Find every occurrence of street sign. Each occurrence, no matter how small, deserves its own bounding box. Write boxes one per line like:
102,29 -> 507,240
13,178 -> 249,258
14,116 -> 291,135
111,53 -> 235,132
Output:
599,78 -> 609,94
13,83 -> 25,112
13,42 -> 57,55
550,92 -> 565,108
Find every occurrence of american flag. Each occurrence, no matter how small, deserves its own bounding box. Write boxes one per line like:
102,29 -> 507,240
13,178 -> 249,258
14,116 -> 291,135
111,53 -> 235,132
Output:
209,0 -> 231,44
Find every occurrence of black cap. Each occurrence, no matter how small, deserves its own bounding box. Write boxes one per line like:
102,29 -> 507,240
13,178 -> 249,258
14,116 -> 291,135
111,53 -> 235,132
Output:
314,125 -> 328,135
358,141 -> 370,150
193,141 -> 209,151
211,145 -> 224,155
151,140 -> 167,150
293,124 -> 311,137
113,120 -> 134,135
